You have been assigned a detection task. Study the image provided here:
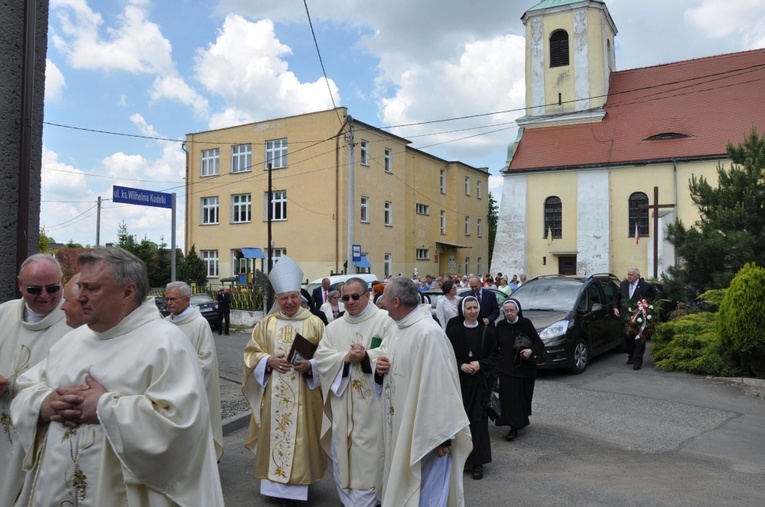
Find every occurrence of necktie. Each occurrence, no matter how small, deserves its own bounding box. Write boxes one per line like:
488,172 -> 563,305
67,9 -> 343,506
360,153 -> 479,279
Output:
476,291 -> 482,304
324,289 -> 328,302
629,283 -> 635,299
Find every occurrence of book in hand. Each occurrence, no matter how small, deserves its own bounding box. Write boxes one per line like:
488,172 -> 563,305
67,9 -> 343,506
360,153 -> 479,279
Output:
287,333 -> 318,366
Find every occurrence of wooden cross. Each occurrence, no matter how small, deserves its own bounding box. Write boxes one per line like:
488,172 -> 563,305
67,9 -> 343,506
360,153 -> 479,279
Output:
638,186 -> 676,279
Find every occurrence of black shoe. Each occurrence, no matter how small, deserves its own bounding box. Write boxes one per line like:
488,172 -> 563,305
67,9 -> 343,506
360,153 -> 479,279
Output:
626,359 -> 634,365
225,332 -> 230,335
506,428 -> 518,441
633,364 -> 642,370
472,464 -> 484,480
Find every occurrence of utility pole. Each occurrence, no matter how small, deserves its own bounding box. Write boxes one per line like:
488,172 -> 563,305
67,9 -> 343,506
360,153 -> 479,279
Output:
346,116 -> 355,275
95,196 -> 101,246
266,163 -> 274,311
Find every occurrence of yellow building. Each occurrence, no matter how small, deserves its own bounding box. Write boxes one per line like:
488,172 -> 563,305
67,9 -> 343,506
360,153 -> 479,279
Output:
185,108 -> 489,283
493,0 -> 765,280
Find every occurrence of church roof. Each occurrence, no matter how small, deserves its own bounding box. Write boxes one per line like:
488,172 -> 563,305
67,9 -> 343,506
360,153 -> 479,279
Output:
526,0 -> 604,12
505,48 -> 765,172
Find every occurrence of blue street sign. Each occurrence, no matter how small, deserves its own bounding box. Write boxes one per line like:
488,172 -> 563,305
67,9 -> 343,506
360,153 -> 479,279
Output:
352,244 -> 361,262
113,185 -> 172,209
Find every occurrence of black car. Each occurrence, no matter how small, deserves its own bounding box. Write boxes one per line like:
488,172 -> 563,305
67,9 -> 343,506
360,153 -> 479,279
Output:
154,296 -> 170,317
510,274 -> 623,374
190,294 -> 219,328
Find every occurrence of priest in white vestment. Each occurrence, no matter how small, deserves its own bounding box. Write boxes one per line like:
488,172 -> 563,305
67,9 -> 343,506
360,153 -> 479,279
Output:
315,277 -> 394,507
165,281 -> 224,460
375,276 -> 472,507
243,256 -> 328,506
0,254 -> 71,507
10,247 -> 224,506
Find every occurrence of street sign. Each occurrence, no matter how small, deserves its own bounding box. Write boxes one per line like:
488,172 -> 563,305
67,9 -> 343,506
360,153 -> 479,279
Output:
352,244 -> 361,262
113,185 -> 172,209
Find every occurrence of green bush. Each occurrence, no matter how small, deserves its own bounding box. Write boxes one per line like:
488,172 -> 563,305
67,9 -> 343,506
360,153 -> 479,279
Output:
716,263 -> 765,378
651,312 -> 744,377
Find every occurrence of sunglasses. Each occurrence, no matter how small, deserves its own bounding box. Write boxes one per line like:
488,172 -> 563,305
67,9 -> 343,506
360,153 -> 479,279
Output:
25,285 -> 61,295
341,293 -> 364,302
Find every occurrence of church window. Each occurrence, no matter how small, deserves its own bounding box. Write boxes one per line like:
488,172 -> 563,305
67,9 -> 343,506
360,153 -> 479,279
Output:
629,193 -> 649,238
550,30 -> 569,68
544,196 -> 562,239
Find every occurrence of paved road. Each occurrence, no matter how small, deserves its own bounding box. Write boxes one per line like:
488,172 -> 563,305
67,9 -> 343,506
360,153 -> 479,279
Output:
214,331 -> 765,506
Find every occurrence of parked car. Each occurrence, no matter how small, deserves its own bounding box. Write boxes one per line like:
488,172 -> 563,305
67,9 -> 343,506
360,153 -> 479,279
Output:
510,274 -> 623,374
154,296 -> 170,317
190,293 -> 219,328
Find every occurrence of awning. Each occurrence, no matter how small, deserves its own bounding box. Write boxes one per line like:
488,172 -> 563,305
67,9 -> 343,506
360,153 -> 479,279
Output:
356,255 -> 371,268
436,241 -> 471,249
238,247 -> 266,259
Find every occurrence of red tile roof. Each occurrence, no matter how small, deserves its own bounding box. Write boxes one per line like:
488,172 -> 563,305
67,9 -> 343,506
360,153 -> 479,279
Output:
506,48 -> 765,171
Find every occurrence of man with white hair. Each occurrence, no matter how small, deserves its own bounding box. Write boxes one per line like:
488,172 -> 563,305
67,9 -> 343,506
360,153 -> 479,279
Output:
375,276 -> 472,507
315,277 -> 393,507
243,256 -> 327,506
61,273 -> 86,329
0,253 -> 70,506
11,247 -> 223,505
165,280 -> 223,460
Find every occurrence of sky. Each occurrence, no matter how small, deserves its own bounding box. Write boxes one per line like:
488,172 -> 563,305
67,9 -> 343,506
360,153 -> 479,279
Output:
41,0 -> 765,250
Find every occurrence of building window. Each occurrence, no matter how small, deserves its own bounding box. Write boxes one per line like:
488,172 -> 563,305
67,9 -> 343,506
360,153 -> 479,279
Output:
477,257 -> 482,275
416,249 -> 429,260
477,218 -> 483,237
201,197 -> 219,225
264,190 -> 287,221
415,203 -> 430,215
265,138 -> 288,169
550,30 -> 570,68
384,148 -> 392,172
465,176 -> 470,196
440,169 -> 446,194
629,192 -> 649,238
465,216 -> 470,236
360,196 -> 369,223
384,253 -> 391,277
201,250 -> 218,278
201,148 -> 220,176
231,144 -> 252,173
232,194 -> 251,223
465,257 -> 470,275
384,201 -> 392,226
440,210 -> 446,235
544,196 -> 562,239
477,180 -> 482,199
360,140 -> 369,165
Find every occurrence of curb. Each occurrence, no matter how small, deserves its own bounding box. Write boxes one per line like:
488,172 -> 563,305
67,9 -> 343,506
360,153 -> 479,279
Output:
707,376 -> 765,398
222,412 -> 250,436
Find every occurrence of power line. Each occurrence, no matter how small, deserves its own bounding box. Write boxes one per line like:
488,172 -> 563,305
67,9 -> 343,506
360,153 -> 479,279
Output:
302,0 -> 343,126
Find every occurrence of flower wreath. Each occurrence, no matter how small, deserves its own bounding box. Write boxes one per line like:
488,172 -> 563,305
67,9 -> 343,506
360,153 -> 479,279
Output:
626,298 -> 657,340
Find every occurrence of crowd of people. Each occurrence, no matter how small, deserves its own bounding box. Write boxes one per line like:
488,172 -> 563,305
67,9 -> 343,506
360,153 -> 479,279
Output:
1,250 -> 545,507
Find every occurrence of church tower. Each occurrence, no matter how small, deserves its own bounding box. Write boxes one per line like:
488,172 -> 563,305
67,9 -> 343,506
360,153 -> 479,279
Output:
520,0 -> 617,126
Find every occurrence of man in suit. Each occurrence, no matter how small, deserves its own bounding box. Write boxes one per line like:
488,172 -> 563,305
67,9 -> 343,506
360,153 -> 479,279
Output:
312,277 -> 331,307
468,275 -> 500,327
613,267 -> 656,370
216,287 -> 231,335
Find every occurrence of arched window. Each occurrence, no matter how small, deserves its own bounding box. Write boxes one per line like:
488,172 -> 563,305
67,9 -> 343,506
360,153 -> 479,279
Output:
544,196 -> 562,239
629,192 -> 649,238
550,30 -> 569,68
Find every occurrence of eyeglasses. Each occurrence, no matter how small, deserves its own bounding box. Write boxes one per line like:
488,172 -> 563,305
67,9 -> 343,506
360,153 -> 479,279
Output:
341,294 -> 364,302
25,285 -> 61,295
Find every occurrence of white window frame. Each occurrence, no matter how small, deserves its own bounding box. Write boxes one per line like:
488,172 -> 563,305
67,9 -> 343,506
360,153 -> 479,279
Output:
415,203 -> 430,215
465,216 -> 470,236
265,138 -> 288,169
384,201 -> 392,226
477,180 -> 482,199
477,218 -> 483,237
416,249 -> 429,260
201,148 -> 220,177
231,193 -> 252,223
477,257 -> 482,275
440,210 -> 446,235
440,169 -> 446,194
465,257 -> 470,275
360,196 -> 369,223
201,196 -> 219,225
384,148 -> 392,173
263,190 -> 287,221
384,253 -> 392,277
465,176 -> 470,196
201,249 -> 219,278
360,140 -> 369,165
231,144 -> 252,173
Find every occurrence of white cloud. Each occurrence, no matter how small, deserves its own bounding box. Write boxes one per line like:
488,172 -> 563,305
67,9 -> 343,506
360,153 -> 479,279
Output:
45,59 -> 66,102
194,14 -> 339,128
685,0 -> 765,49
150,75 -> 210,117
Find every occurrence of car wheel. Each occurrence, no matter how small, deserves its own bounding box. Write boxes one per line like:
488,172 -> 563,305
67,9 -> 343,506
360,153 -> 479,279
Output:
569,338 -> 589,374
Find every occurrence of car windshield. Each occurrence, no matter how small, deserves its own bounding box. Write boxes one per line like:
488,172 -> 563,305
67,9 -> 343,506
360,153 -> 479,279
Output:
190,294 -> 214,305
511,279 -> 582,311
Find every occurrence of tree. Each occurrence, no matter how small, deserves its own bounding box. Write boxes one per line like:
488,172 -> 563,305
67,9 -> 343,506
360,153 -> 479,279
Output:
178,244 -> 207,287
487,192 -> 499,268
39,227 -> 55,253
115,222 -> 172,287
665,127 -> 765,300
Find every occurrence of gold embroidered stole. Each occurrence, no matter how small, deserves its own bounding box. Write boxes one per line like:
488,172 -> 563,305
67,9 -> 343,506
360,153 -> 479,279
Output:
268,318 -> 300,483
